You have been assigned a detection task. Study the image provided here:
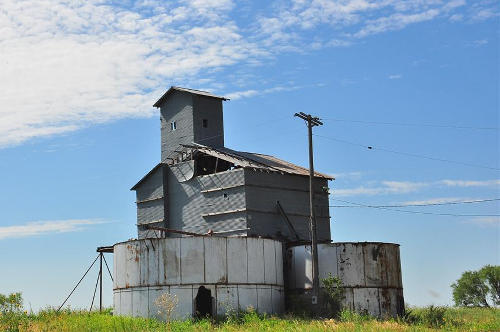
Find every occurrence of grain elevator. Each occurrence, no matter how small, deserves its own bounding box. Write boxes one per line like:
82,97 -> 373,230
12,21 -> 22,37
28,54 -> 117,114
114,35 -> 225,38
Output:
112,86 -> 404,319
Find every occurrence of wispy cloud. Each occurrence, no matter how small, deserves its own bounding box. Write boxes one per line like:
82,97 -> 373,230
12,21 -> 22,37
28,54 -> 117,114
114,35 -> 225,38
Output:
334,181 -> 429,197
439,179 -> 500,187
226,85 -> 302,100
388,74 -> 402,80
0,219 -> 106,240
0,0 -> 260,148
464,217 -> 500,227
468,39 -> 488,47
334,179 -> 499,197
400,197 -> 468,205
257,0 -> 470,45
0,0 -> 496,147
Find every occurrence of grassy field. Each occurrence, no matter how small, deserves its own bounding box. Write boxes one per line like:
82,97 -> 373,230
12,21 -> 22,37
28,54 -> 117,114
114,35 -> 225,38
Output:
1,306 -> 499,331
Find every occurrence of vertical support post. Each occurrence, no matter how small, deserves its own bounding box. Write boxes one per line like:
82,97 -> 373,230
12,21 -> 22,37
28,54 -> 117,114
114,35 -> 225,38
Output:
294,112 -> 323,309
99,252 -> 103,312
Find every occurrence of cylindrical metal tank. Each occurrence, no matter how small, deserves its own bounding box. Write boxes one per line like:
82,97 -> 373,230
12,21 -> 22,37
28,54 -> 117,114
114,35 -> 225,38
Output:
113,237 -> 284,320
286,242 -> 404,318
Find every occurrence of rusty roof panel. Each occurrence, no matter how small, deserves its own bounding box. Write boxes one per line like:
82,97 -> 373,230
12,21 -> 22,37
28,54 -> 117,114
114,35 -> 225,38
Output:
184,143 -> 334,180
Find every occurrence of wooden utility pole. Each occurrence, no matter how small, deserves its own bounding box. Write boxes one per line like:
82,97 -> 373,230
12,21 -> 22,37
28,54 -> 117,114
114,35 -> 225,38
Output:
294,112 -> 323,307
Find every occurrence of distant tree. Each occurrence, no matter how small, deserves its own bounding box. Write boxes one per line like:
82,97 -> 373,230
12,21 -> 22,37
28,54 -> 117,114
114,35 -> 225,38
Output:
451,265 -> 500,307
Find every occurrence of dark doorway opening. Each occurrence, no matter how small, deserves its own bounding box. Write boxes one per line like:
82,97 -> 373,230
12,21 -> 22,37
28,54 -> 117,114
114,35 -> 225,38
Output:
195,286 -> 212,318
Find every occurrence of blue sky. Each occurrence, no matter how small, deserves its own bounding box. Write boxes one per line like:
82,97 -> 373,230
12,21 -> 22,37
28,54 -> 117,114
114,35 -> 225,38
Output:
0,0 -> 498,311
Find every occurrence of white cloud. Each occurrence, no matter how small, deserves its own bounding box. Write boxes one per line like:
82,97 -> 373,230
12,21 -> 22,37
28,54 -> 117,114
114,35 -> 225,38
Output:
400,197 -> 467,205
334,179 -> 500,197
0,219 -> 105,240
440,179 -> 500,187
334,180 -> 428,196
257,0 -> 468,44
465,217 -> 500,227
0,0 -> 494,147
389,74 -> 402,79
226,85 -> 302,100
468,39 -> 489,47
449,13 -> 463,21
0,0 -> 260,148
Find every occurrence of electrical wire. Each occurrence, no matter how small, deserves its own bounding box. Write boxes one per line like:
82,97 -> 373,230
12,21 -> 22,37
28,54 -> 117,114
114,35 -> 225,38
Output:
330,198 -> 500,217
314,134 -> 500,171
330,198 -> 500,208
321,118 -> 499,131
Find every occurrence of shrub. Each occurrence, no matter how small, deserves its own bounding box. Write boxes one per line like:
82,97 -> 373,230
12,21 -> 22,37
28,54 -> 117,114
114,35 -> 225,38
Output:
321,273 -> 345,316
421,305 -> 446,328
0,293 -> 23,315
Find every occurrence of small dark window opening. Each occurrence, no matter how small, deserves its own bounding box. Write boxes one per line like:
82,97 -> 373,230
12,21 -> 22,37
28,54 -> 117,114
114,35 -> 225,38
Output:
223,193 -> 228,199
202,119 -> 208,128
195,286 -> 212,318
170,121 -> 177,131
194,154 -> 232,176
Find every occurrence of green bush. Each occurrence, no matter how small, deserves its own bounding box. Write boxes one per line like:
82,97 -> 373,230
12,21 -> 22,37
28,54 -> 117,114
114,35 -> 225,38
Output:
420,305 -> 447,328
0,293 -> 23,315
321,273 -> 345,317
0,292 -> 27,332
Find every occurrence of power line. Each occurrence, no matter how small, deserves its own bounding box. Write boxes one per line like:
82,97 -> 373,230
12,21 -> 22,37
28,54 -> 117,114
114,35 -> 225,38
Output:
322,118 -> 499,131
330,198 -> 500,208
314,134 -> 500,171
330,198 -> 500,217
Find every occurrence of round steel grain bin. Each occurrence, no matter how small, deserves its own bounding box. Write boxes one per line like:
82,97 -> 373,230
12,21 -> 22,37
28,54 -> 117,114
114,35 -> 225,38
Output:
286,242 -> 404,318
113,237 -> 284,319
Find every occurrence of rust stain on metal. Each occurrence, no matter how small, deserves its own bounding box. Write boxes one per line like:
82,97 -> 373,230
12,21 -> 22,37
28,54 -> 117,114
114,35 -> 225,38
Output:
371,245 -> 381,261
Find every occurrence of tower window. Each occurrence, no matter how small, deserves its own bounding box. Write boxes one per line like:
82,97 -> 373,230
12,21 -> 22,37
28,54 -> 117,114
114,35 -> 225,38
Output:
170,121 -> 176,131
202,119 -> 208,128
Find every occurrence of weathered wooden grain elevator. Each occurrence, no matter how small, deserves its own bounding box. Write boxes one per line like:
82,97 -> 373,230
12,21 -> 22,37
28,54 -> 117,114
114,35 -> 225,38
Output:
112,86 -> 404,319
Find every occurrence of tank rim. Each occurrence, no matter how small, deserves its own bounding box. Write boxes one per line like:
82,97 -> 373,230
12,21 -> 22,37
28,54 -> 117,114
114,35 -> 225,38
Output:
286,241 -> 400,248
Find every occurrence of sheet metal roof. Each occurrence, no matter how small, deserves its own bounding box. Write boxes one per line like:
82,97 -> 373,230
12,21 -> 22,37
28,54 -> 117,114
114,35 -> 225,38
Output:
131,143 -> 333,190
185,143 -> 333,179
153,86 -> 228,107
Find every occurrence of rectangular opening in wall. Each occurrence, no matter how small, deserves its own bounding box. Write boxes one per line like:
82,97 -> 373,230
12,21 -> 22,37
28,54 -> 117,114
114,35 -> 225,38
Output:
171,121 -> 177,131
202,119 -> 208,128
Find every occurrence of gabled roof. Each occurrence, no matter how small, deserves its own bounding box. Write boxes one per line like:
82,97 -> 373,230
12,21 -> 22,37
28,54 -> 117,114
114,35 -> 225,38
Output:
153,86 -> 229,108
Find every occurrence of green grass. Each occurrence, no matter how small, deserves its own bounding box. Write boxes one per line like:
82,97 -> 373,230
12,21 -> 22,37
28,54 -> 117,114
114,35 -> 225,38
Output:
1,306 -> 498,331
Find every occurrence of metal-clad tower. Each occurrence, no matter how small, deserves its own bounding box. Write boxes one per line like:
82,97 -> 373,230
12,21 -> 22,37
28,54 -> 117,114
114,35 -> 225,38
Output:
153,87 -> 228,161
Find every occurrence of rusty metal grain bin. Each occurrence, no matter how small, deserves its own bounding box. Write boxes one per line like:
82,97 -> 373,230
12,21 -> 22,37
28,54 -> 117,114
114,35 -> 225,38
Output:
113,237 -> 284,320
287,242 -> 404,318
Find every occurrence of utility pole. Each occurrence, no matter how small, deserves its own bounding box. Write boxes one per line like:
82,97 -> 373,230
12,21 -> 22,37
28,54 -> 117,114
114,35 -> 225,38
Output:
99,252 -> 103,312
294,112 -> 323,308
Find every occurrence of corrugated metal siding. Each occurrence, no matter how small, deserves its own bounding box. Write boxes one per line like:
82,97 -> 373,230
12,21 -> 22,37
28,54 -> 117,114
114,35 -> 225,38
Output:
160,91 -> 194,161
193,95 -> 224,148
244,169 -> 331,241
137,200 -> 164,224
167,168 -> 247,235
135,166 -> 164,202
135,166 -> 167,239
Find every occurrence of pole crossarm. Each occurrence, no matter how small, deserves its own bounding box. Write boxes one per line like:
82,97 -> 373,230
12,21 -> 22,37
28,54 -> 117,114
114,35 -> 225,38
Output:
294,112 -> 323,126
